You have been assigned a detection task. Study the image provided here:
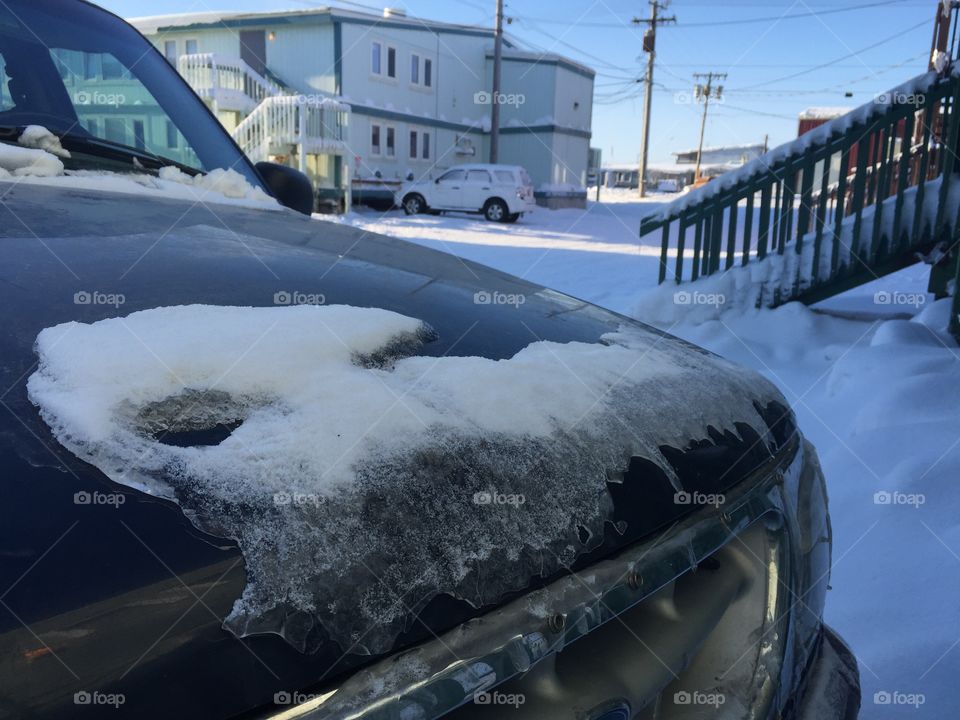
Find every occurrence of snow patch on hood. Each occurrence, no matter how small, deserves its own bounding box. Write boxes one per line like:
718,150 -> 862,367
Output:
1,162 -> 280,210
27,304 -> 780,654
0,142 -> 64,177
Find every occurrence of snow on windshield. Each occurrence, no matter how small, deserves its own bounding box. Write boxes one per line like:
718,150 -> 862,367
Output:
27,304 -> 778,654
0,126 -> 278,209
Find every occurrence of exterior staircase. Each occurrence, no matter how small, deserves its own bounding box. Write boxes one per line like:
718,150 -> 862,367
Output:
176,53 -> 351,206
640,66 -> 960,340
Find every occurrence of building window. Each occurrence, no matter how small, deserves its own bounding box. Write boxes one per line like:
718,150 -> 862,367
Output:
371,124 -> 381,155
410,55 -> 433,89
386,46 -> 396,78
166,120 -> 179,149
371,42 -> 382,75
133,120 -> 146,151
185,39 -> 198,55
385,126 -> 395,157
164,40 -> 177,63
103,118 -> 125,144
409,130 -> 431,160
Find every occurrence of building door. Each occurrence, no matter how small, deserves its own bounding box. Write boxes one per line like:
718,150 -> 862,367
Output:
239,30 -> 267,76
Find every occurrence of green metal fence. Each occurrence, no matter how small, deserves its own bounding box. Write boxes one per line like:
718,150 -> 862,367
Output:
640,70 -> 960,335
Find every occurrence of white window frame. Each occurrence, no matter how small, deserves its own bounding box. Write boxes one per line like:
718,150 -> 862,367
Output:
370,123 -> 382,156
371,41 -> 383,75
408,128 -> 432,161
385,125 -> 396,157
385,45 -> 397,79
163,40 -> 177,63
184,38 -> 199,55
409,55 -> 434,90
410,53 -> 420,85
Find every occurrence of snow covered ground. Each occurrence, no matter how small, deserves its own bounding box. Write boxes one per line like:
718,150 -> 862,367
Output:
319,190 -> 960,717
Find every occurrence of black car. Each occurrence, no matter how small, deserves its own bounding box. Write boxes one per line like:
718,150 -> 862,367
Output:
0,2 -> 860,719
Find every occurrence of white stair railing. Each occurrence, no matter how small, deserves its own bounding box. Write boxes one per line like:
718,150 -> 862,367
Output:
232,95 -> 351,167
177,53 -> 282,113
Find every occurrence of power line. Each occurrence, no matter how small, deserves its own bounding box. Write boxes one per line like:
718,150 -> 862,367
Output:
515,0 -> 915,29
732,19 -> 929,90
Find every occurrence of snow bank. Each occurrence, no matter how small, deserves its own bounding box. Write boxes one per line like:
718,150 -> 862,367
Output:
27,303 -> 780,653
0,142 -> 64,177
17,126 -> 70,158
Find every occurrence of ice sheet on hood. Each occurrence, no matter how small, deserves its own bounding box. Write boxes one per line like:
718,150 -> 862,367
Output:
27,304 -> 780,654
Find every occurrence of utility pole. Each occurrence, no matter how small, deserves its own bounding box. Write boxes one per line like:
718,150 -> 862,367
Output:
633,1 -> 676,197
692,72 -> 726,182
489,0 -> 504,163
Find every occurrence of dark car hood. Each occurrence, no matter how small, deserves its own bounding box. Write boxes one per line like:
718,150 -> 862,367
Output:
0,182 -> 795,720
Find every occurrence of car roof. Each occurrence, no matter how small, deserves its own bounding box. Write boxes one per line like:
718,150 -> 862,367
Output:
452,163 -> 524,172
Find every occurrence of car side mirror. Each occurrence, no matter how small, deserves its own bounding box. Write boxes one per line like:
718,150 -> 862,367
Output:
255,162 -> 314,215
435,178 -> 441,184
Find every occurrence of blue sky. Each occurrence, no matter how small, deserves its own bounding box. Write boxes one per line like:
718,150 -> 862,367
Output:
102,0 -> 936,165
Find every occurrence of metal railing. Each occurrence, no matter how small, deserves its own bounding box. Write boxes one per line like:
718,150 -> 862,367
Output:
640,69 -> 960,331
232,95 -> 351,167
177,53 -> 282,113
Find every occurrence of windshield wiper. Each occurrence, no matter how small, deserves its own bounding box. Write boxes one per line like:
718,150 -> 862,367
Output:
56,132 -> 201,175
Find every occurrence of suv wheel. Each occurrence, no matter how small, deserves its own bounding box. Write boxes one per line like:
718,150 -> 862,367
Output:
403,194 -> 426,215
483,198 -> 508,222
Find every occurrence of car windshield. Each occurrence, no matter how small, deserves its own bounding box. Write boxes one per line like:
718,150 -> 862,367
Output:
0,0 -> 262,186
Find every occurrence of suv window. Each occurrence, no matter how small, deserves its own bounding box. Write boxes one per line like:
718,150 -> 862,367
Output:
466,169 -> 491,183
437,169 -> 465,182
0,1 -> 262,185
494,170 -> 515,183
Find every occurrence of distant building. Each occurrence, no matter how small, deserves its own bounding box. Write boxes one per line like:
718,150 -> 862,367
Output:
672,143 -> 766,167
798,107 -> 851,136
598,142 -> 766,193
130,8 -> 595,207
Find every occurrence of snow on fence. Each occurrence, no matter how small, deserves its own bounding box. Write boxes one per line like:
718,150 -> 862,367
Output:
640,68 -> 960,329
232,95 -> 351,167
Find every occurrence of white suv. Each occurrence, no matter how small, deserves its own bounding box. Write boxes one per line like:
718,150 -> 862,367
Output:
398,164 -> 536,222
